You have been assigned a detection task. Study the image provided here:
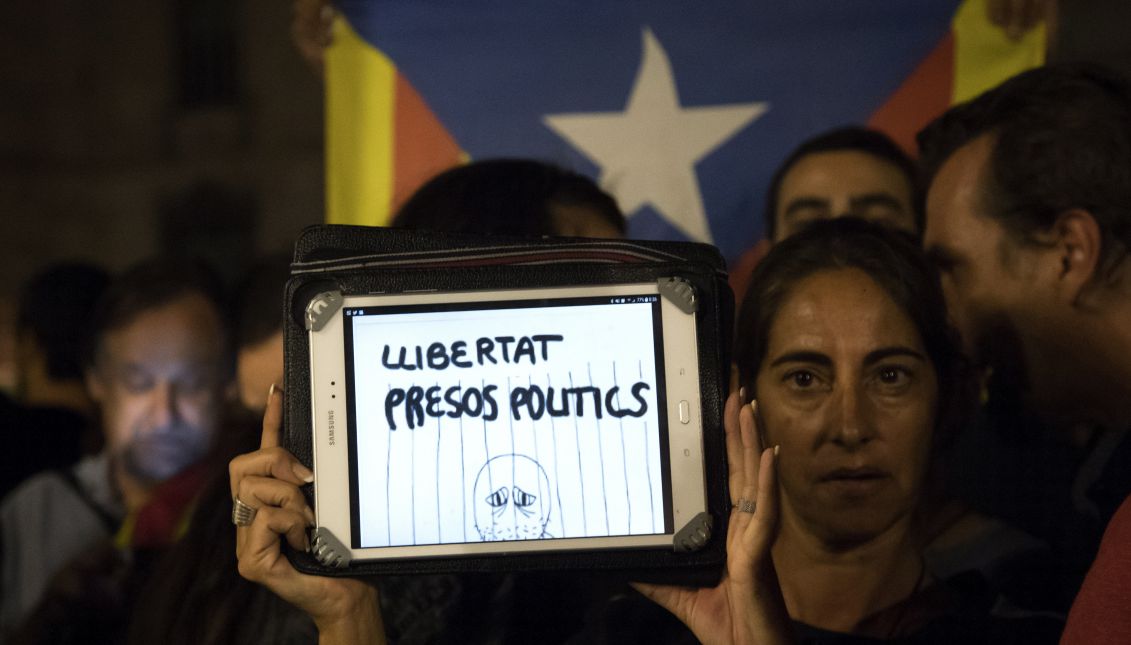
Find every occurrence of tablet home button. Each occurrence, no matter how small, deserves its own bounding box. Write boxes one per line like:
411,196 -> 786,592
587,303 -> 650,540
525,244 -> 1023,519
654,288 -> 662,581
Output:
678,400 -> 690,424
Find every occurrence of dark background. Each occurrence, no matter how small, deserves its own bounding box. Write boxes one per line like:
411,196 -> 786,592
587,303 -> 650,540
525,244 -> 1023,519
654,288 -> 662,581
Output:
0,0 -> 1128,391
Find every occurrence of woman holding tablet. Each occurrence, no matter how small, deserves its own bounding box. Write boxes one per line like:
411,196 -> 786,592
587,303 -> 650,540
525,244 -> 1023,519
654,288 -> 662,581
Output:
634,218 -> 1058,643
638,217 -> 967,640
229,378 -> 786,645
229,218 -> 1058,643
739,220 -> 961,640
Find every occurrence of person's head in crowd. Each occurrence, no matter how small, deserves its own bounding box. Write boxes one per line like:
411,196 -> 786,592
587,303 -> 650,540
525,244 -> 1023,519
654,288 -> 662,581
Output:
233,253 -> 291,412
392,159 -> 626,238
918,63 -> 1131,432
764,126 -> 920,243
85,257 -> 231,510
15,262 -> 110,416
735,218 -> 967,550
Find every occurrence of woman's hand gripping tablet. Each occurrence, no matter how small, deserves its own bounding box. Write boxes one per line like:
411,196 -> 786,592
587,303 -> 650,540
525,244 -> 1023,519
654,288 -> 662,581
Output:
230,385 -> 386,645
634,389 -> 794,645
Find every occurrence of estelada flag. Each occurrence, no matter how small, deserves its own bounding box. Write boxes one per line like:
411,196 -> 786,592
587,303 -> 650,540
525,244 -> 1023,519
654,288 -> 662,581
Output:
325,0 -> 1044,261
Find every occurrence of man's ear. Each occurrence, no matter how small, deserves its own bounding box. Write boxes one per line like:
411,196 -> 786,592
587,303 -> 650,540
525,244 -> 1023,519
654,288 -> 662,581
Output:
1052,208 -> 1102,306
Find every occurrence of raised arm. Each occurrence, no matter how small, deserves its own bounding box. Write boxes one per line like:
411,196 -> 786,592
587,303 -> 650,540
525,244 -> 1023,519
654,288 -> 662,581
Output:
230,385 -> 386,644
634,390 -> 793,644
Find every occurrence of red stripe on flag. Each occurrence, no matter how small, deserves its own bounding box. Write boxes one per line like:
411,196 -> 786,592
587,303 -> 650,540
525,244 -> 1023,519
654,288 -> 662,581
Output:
868,32 -> 955,157
392,74 -> 465,213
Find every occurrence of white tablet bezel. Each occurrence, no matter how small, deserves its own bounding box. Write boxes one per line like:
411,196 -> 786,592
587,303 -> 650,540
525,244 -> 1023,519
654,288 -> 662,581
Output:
309,282 -> 705,561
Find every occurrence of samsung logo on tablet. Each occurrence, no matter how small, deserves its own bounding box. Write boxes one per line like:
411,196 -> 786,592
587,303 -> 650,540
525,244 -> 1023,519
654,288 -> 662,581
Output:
327,410 -> 336,446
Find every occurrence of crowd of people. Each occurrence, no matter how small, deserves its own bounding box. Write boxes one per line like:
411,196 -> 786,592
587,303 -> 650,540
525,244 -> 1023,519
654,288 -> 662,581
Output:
1,61 -> 1129,644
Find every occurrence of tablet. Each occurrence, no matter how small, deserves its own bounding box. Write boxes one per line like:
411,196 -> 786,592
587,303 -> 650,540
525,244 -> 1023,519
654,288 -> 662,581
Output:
307,282 -> 706,563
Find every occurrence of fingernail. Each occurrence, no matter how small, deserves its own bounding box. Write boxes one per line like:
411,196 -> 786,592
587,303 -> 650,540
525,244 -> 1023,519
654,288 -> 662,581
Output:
268,383 -> 277,400
303,506 -> 316,526
773,444 -> 780,457
739,386 -> 746,403
749,399 -> 758,416
292,462 -> 315,483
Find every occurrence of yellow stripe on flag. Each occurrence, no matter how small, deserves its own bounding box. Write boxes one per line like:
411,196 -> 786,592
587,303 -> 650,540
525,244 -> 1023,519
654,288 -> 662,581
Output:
952,0 -> 1046,105
325,15 -> 397,226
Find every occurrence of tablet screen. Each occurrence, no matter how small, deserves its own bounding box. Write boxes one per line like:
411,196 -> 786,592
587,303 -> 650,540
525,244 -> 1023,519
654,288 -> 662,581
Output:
343,292 -> 674,549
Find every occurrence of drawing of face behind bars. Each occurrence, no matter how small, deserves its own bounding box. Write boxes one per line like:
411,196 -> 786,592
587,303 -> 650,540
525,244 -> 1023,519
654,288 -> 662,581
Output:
473,454 -> 553,541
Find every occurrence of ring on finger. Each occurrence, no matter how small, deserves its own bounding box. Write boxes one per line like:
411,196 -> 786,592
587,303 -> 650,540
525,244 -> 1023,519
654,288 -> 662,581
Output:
232,497 -> 258,526
736,498 -> 756,514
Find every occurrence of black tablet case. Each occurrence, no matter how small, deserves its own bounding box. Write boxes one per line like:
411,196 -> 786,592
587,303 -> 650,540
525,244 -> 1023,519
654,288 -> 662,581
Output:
283,225 -> 732,585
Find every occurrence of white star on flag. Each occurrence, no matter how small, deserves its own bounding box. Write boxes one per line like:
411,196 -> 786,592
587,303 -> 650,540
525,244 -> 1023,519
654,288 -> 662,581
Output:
545,27 -> 768,243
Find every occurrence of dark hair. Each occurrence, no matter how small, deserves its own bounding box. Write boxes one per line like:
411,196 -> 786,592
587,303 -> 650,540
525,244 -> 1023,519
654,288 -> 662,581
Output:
392,159 -> 626,237
17,262 -> 110,380
763,126 -> 921,241
735,218 -> 970,442
88,257 -> 230,370
918,63 -> 1131,279
232,253 -> 291,351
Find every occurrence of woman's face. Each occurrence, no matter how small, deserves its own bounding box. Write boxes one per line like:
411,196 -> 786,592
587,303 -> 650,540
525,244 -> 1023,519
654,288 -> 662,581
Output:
754,268 -> 937,546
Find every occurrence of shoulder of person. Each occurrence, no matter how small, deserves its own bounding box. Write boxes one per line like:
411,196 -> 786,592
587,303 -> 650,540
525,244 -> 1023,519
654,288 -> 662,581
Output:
1,454 -> 121,532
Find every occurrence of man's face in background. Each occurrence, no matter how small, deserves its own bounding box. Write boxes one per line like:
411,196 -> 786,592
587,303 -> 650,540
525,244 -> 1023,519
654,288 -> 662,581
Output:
774,150 -> 917,242
89,292 -> 227,486
924,135 -> 1083,430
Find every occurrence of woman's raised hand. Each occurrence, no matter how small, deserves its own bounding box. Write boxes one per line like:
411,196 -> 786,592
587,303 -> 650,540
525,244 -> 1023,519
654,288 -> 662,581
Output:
633,389 -> 792,645
230,385 -> 385,644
